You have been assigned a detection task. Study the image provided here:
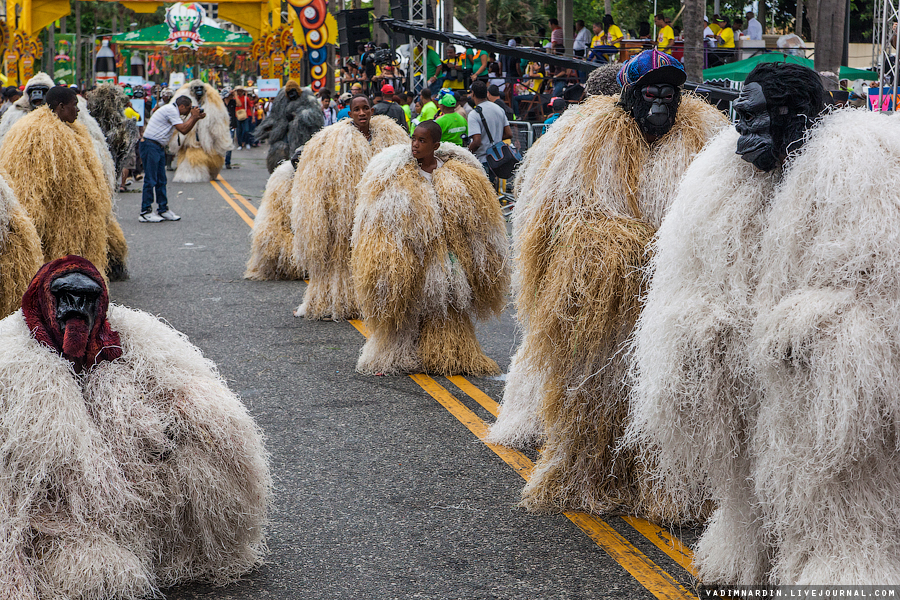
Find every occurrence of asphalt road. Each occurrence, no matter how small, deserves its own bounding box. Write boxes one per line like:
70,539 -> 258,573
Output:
110,144 -> 701,600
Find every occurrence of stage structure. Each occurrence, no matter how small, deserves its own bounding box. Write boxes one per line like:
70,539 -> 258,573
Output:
873,0 -> 900,110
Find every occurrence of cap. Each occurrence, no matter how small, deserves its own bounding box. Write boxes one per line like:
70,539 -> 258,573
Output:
439,94 -> 457,107
381,83 -> 395,94
616,49 -> 686,89
339,92 -> 352,103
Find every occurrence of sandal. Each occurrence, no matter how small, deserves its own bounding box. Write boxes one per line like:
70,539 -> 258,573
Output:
117,186 -> 128,193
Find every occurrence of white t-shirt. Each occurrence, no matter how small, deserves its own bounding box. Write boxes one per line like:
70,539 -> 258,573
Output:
573,27 -> 591,51
143,102 -> 185,144
418,158 -> 444,183
746,18 -> 763,40
467,100 -> 509,161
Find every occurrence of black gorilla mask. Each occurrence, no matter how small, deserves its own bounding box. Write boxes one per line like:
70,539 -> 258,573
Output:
286,88 -> 300,101
50,272 -> 102,336
621,83 -> 681,138
192,84 -> 205,100
735,63 -> 827,172
28,84 -> 49,108
734,82 -> 780,171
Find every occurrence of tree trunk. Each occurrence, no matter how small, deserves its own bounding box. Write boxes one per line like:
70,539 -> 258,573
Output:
478,0 -> 486,36
75,1 -> 81,86
757,0 -> 766,35
443,0 -> 454,32
604,0 -> 612,15
795,0 -> 804,35
813,0 -> 845,89
682,0 -> 703,82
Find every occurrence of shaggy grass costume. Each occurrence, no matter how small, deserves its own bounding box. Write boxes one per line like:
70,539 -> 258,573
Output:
244,160 -> 304,280
254,81 -> 324,173
85,83 -> 140,181
494,93 -> 724,522
0,106 -> 122,279
352,143 -> 509,376
0,173 -> 42,317
169,80 -> 232,182
632,108 -> 900,584
1,256 -> 272,599
291,116 -> 409,320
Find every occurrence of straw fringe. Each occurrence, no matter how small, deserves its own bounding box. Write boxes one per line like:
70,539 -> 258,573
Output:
244,161 -> 304,280
0,174 -> 42,318
291,116 -> 408,320
0,107 -> 114,277
0,305 -> 272,598
352,143 -> 508,376
503,95 -> 725,521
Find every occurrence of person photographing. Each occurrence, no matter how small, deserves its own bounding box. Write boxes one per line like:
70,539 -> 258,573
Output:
138,96 -> 205,222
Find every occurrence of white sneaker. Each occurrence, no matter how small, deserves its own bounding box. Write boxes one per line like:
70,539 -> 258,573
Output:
139,212 -> 164,223
157,210 -> 181,221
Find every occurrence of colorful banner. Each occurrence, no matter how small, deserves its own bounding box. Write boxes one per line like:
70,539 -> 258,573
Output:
53,33 -> 75,84
286,0 -> 337,93
165,2 -> 205,50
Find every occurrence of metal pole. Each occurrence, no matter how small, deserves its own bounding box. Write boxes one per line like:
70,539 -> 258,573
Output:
75,0 -> 81,85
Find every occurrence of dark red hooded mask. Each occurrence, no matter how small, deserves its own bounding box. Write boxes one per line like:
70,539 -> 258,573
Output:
22,256 -> 122,373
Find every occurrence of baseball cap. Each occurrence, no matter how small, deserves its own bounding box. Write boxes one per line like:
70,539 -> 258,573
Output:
439,94 -> 457,107
381,83 -> 395,94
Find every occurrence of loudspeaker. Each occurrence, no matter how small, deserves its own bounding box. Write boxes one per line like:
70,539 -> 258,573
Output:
388,0 -> 433,24
337,9 -> 372,56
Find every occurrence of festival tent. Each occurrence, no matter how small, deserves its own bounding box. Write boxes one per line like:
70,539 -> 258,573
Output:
112,23 -> 252,49
703,52 -> 878,82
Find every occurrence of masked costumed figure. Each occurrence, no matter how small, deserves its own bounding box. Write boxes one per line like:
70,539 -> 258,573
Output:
244,158 -> 304,280
491,51 -> 725,522
352,122 -> 508,375
628,63 -> 900,584
584,62 -> 622,97
169,80 -> 232,182
291,97 -> 408,320
254,81 -> 324,173
0,89 -> 122,280
85,83 -> 140,182
1,256 -> 272,599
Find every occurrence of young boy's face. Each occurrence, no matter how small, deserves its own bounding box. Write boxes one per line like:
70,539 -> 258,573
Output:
322,97 -> 330,109
411,125 -> 440,162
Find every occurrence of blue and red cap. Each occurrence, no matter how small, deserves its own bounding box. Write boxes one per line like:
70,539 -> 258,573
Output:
616,49 -> 686,89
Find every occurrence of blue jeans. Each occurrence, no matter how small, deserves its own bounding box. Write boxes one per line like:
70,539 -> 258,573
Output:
225,128 -> 235,166
139,140 -> 168,214
236,119 -> 250,147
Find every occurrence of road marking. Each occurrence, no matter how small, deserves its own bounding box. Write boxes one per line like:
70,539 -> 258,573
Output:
211,179 -> 254,227
217,175 -> 258,216
220,199 -> 699,596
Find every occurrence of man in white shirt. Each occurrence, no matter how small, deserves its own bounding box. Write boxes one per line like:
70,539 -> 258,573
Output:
746,11 -> 763,40
573,20 -> 591,58
467,80 -> 512,176
139,96 -> 205,222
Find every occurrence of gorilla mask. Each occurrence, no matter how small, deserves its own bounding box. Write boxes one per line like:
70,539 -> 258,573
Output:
28,84 -> 50,108
22,256 -> 122,373
191,83 -> 205,100
735,62 -> 827,172
286,88 -> 300,102
616,49 -> 686,140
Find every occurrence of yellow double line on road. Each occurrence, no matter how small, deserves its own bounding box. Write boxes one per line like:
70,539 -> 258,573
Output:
213,175 -> 699,600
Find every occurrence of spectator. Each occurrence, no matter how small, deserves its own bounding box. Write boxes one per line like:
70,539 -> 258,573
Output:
398,92 -> 413,130
465,47 -> 490,82
746,11 -> 763,40
551,65 -> 578,98
544,98 -> 566,126
655,13 -> 675,54
488,84 -> 514,121
321,91 -> 338,126
441,45 -> 467,90
224,88 -> 237,169
549,18 -> 564,55
350,82 -> 364,96
420,44 -> 443,96
336,92 -> 352,120
537,27 -> 550,48
733,18 -> 745,37
709,14 -> 722,34
467,80 -> 512,174
233,87 -> 252,149
714,16 -> 736,65
573,20 -> 590,58
418,88 -> 439,121
373,84 -> 408,132
703,16 -> 718,48
435,94 -> 468,146
453,91 -> 470,117
638,21 -> 652,43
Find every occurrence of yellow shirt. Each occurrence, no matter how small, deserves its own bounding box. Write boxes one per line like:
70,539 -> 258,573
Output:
591,33 -> 605,48
718,27 -> 735,48
657,25 -> 675,53
709,23 -> 721,34
606,24 -> 623,47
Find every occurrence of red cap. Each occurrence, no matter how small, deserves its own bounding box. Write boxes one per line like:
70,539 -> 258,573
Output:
381,84 -> 394,94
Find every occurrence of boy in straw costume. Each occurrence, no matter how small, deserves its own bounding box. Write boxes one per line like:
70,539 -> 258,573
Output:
1,256 -> 272,599
631,63 -> 900,584
490,51 -> 724,522
291,96 -> 408,320
352,121 -> 509,376
0,86 -> 125,280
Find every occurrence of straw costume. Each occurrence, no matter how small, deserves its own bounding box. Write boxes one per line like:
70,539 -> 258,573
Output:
500,51 -> 725,521
169,80 -> 232,182
0,105 -> 121,279
291,115 -> 408,320
254,81 -> 324,173
85,83 -> 140,181
352,142 -> 509,376
628,64 -> 900,584
244,160 -> 304,280
0,174 -> 42,317
1,256 -> 272,599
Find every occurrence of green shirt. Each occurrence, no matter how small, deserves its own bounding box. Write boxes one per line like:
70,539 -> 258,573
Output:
419,101 -> 439,122
401,103 -> 412,129
436,111 -> 468,146
426,47 -> 442,79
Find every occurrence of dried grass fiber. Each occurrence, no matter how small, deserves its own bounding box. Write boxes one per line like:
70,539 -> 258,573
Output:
291,116 -> 408,320
510,94 -> 725,521
0,106 -> 114,276
352,142 -> 508,376
245,160 -> 304,280
0,304 -> 272,598
0,172 -> 42,317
